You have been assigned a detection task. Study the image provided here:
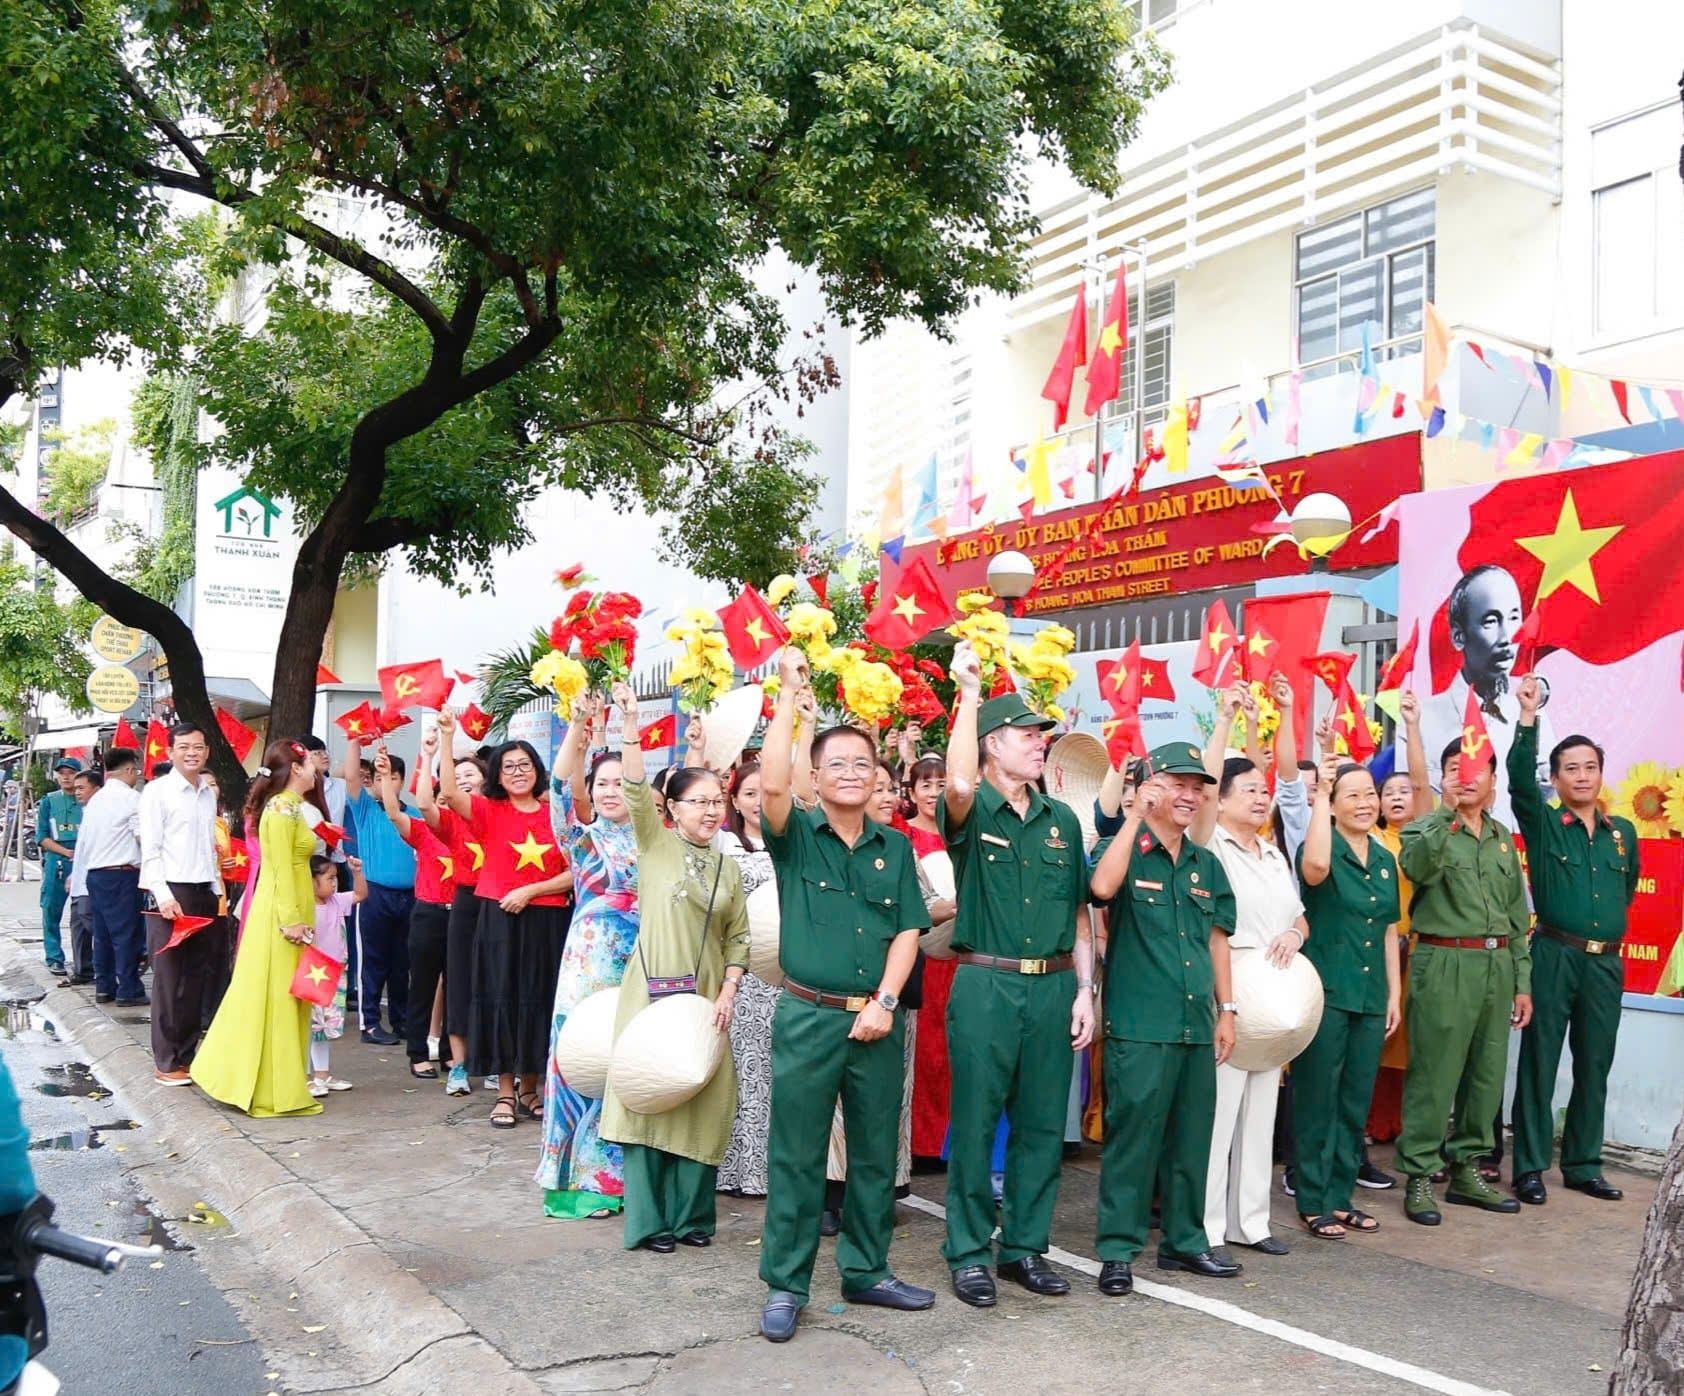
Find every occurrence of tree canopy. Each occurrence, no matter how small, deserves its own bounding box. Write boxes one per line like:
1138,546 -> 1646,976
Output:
0,0 -> 1171,781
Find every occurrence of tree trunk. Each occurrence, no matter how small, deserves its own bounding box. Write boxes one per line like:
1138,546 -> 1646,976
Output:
265,544 -> 346,743
1613,1113 -> 1684,1394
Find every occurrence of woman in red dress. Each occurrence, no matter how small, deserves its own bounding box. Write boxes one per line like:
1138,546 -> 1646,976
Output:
904,755 -> 957,1163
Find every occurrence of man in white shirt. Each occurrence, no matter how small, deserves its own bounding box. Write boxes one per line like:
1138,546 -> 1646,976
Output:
138,723 -> 224,1086
64,767 -> 103,984
79,747 -> 146,1006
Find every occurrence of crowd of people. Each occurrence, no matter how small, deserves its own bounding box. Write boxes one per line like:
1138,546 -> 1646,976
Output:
30,639 -> 1634,1343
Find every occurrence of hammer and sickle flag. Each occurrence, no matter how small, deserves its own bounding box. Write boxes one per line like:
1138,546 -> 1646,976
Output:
378,659 -> 451,713
1457,685 -> 1494,789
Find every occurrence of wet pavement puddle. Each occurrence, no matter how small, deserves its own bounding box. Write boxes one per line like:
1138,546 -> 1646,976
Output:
28,1119 -> 141,1151
33,1061 -> 111,1100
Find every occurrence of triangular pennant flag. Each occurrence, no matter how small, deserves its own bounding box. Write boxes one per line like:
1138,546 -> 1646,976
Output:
882,535 -> 906,564
1425,405 -> 1447,438
1637,384 -> 1663,423
806,573 -> 829,608
214,706 -> 259,763
1421,302 -> 1451,408
111,717 -> 139,752
1611,379 -> 1632,423
315,663 -> 340,686
1535,362 -> 1553,401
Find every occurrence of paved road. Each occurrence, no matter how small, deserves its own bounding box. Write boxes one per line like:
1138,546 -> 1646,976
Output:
1,968 -> 272,1396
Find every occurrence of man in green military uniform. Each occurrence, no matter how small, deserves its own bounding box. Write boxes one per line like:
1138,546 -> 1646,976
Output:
939,641 -> 1093,1308
1508,677 -> 1634,1205
756,646 -> 933,1343
36,757 -> 82,976
1089,743 -> 1240,1295
1397,738 -> 1533,1224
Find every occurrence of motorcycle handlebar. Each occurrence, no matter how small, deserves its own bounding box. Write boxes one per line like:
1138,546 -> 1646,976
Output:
22,1221 -> 127,1275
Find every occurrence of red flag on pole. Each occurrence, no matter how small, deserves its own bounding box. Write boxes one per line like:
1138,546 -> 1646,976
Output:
1457,685 -> 1494,788
143,719 -> 170,778
214,707 -> 259,763
1242,592 -> 1331,749
1331,682 -> 1377,762
377,659 -> 451,713
1378,620 -> 1420,695
334,702 -> 381,743
1508,605 -> 1546,678
863,555 -> 954,651
1192,600 -> 1239,688
1082,257 -> 1131,418
1040,288 -> 1088,432
1102,710 -> 1146,768
111,717 -> 139,752
1303,651 -> 1358,697
639,714 -> 677,751
377,708 -> 413,735
717,585 -> 790,669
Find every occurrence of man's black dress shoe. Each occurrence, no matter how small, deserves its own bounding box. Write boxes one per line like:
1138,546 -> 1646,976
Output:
1565,1176 -> 1623,1201
1239,1236 -> 1290,1256
844,1276 -> 936,1311
678,1231 -> 711,1247
115,996 -> 149,1008
1097,1261 -> 1133,1296
997,1255 -> 1069,1295
638,1234 -> 676,1253
819,1208 -> 841,1237
1156,1248 -> 1242,1278
361,1027 -> 400,1045
95,993 -> 115,1004
760,1291 -> 801,1342
950,1265 -> 997,1308
1514,1171 -> 1547,1205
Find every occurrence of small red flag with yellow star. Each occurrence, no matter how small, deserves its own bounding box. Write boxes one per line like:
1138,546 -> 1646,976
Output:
289,944 -> 345,1007
335,702 -> 381,743
458,703 -> 493,743
1192,600 -> 1239,688
864,555 -> 953,651
143,718 -> 170,778
717,585 -> 789,669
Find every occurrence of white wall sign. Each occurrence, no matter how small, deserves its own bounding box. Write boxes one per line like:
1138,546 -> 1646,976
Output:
192,466 -> 302,694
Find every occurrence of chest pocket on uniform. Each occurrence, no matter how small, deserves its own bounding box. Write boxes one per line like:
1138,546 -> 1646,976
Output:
855,867 -> 903,938
1555,840 -> 1585,870
1040,847 -> 1073,903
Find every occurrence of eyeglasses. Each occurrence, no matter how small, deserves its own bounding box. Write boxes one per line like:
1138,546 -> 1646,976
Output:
821,759 -> 877,775
502,761 -> 536,775
675,797 -> 727,812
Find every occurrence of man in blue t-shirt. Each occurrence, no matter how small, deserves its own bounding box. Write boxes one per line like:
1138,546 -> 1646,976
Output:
342,736 -> 417,1044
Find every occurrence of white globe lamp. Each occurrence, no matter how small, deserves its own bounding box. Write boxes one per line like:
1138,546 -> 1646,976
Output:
1290,493 -> 1352,567
986,550 -> 1037,601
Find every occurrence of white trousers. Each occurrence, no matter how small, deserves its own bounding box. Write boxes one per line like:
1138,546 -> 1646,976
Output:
1204,1060 -> 1282,1247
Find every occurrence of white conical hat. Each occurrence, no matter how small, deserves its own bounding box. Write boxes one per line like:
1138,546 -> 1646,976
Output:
700,685 -> 764,774
552,987 -> 620,1099
608,993 -> 728,1115
1227,949 -> 1325,1073
1045,731 -> 1108,850
745,878 -> 783,986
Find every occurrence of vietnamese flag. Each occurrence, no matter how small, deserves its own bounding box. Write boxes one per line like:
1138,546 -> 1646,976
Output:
378,658 -> 451,713
1095,642 -> 1141,715
1040,287 -> 1088,431
289,945 -> 345,1007
335,701 -> 381,744
1331,682 -> 1377,762
111,717 -> 139,753
315,663 -> 340,686
640,714 -> 677,751
148,912 -> 216,954
457,703 -> 493,743
1241,624 -> 1280,685
1242,592 -> 1330,748
1509,605 -> 1546,678
1102,710 -> 1146,768
1192,599 -> 1239,688
1378,620 -> 1420,695
864,555 -> 954,651
717,584 -> 790,670
1136,654 -> 1176,702
143,718 -> 170,778
1457,685 -> 1494,788
214,706 -> 259,763
1082,258 -> 1130,418
377,708 -> 413,735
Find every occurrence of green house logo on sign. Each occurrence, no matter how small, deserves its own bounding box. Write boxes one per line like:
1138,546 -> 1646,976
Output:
213,484 -> 283,539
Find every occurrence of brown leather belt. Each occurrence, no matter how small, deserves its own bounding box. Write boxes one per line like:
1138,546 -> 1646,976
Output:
1536,925 -> 1618,956
783,978 -> 873,1012
954,951 -> 1075,976
1417,934 -> 1509,951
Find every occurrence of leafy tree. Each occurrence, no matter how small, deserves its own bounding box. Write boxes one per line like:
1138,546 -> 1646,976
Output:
0,550 -> 95,740
0,0 -> 1172,797
40,419 -> 116,525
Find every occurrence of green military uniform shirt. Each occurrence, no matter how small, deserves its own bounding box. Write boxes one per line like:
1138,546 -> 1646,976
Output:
1398,806 -> 1532,995
1093,826 -> 1236,1045
940,781 -> 1084,958
764,807 -> 929,995
1507,723 -> 1638,942
1296,830 -> 1400,1015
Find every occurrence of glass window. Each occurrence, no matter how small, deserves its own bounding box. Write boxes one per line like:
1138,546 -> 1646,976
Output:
1593,176 -> 1657,335
1114,282 -> 1175,416
1124,0 -> 1178,29
1294,189 -> 1435,371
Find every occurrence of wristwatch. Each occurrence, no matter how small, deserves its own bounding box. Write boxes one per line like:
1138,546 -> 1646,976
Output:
873,990 -> 900,1012
1217,1001 -> 1240,1014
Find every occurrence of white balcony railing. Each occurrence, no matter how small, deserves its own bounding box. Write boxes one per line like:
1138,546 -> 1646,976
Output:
1010,21 -> 1561,335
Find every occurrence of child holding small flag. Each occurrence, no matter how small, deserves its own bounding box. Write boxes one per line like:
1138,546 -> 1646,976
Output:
308,854 -> 367,1098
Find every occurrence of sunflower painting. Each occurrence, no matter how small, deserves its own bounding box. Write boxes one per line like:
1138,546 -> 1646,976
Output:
1612,761 -> 1674,840
1665,771 -> 1684,838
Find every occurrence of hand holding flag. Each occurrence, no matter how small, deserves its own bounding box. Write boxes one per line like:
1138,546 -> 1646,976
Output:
717,585 -> 790,669
1457,686 -> 1494,789
335,701 -> 381,743
378,658 -> 452,713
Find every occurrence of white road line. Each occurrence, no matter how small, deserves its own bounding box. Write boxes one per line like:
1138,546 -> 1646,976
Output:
897,1193 -> 1513,1396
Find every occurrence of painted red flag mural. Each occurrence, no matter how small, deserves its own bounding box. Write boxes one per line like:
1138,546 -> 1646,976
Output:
457,704 -> 494,743
143,719 -> 170,778
1192,599 -> 1239,688
1457,684 -> 1494,788
717,585 -> 790,669
1040,287 -> 1088,432
1241,624 -> 1280,686
334,702 -> 381,743
214,707 -> 259,763
111,717 -> 139,752
864,555 -> 954,651
379,659 -> 452,712
1082,258 -> 1130,418
639,714 -> 677,751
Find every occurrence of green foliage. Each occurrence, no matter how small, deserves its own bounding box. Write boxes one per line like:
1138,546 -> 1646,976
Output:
478,629 -> 552,735
0,422 -> 22,474
660,446 -> 822,589
40,419 -> 116,524
0,550 -> 94,732
125,371 -> 202,602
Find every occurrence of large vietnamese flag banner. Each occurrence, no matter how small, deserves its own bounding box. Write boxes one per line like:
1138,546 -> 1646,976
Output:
1397,451 -> 1684,995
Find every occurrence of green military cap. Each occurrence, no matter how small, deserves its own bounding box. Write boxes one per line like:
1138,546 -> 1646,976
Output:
1132,741 -> 1215,783
977,692 -> 1056,738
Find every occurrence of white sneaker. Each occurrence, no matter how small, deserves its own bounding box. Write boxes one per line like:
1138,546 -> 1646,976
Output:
483,1075 -> 499,1090
307,1079 -> 330,1098
324,1076 -> 355,1092
427,1035 -> 440,1062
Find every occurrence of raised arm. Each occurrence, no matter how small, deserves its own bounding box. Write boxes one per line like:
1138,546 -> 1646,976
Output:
1090,781 -> 1162,901
1399,690 -> 1435,818
791,684 -> 818,807
1299,751 -> 1341,886
612,681 -> 646,785
342,733 -> 365,798
759,646 -> 808,837
943,642 -> 983,830
433,708 -> 472,817
556,690 -> 600,811
1270,673 -> 1298,779
1506,678 -> 1546,848
1238,685 -> 1267,775
1398,805 -> 1454,886
1191,684 -> 1243,847
374,747 -> 413,840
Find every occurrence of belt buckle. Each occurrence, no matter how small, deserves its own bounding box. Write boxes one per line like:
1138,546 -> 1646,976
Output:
1019,958 -> 1047,975
1585,939 -> 1606,955
1483,937 -> 1499,950
844,995 -> 869,1012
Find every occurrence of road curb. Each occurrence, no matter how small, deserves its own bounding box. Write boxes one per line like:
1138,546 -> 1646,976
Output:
0,936 -> 542,1395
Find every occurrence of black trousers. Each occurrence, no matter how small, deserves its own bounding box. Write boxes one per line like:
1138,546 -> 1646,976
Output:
406,900 -> 451,1065
149,882 -> 223,1073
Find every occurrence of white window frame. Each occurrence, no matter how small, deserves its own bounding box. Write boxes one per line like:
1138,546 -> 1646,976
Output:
1588,101 -> 1682,346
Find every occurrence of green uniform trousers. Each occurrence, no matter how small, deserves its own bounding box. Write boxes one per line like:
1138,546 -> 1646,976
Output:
1293,1006 -> 1386,1217
621,1144 -> 717,1249
39,853 -> 69,966
1511,938 -> 1623,1182
942,965 -> 1075,1269
1096,1039 -> 1215,1262
1396,945 -> 1515,1178
760,994 -> 905,1303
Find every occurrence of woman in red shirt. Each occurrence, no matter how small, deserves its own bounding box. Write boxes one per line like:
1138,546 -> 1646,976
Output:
437,710 -> 572,1128
421,749 -> 487,1096
903,755 -> 957,1164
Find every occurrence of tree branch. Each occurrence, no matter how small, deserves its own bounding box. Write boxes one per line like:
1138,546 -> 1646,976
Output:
115,61 -> 216,185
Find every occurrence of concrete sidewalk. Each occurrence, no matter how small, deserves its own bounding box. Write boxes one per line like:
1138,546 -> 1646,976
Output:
0,884 -> 1657,1395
